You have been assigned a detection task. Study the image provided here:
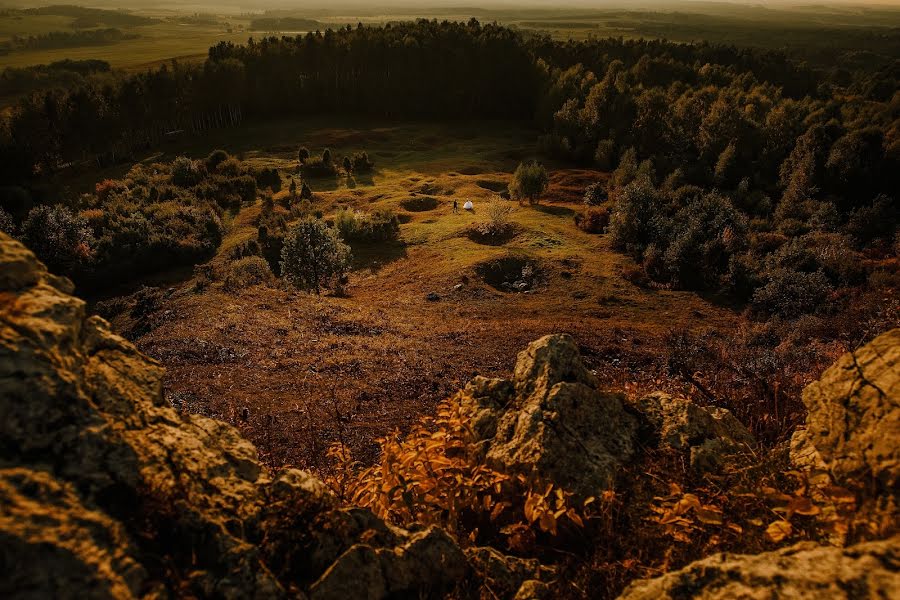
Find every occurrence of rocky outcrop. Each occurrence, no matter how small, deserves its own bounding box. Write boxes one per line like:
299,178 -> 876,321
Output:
617,536 -> 900,599
5,229 -> 898,600
635,392 -> 754,474
791,328 -> 899,488
459,334 -> 639,499
0,233 -> 465,599
464,547 -> 553,600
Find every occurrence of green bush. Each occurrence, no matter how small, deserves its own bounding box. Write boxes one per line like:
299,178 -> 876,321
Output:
255,167 -> 282,192
224,256 -> 274,291
509,160 -> 549,203
280,218 -> 352,294
608,176 -> 664,255
583,182 -> 607,206
751,269 -> 833,319
661,192 -> 748,290
205,149 -> 230,172
300,156 -> 338,178
21,204 -> 94,273
171,156 -> 206,187
216,157 -> 244,177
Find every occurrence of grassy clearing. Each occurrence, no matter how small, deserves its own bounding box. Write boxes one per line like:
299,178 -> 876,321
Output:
94,118 -> 742,469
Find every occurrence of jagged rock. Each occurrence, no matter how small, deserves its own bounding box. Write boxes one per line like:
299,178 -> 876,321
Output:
514,580 -> 552,600
0,233 -> 466,599
459,334 -> 639,499
459,376 -> 515,455
309,527 -> 466,600
617,536 -> 900,599
790,329 -> 899,488
635,392 -> 754,474
0,468 -> 148,599
465,546 -> 550,599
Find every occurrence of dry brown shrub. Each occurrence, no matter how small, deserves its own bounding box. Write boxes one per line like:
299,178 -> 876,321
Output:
323,397 -> 588,549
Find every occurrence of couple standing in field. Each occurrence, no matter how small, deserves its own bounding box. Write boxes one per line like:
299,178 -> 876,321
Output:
452,199 -> 473,213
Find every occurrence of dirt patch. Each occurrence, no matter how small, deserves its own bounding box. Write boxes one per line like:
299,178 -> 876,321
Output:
475,179 -> 509,193
475,256 -> 542,293
416,182 -> 444,195
458,165 -> 485,175
464,223 -> 520,246
402,196 -> 440,212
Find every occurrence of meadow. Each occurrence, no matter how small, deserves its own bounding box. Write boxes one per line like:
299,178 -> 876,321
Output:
91,117 -> 740,467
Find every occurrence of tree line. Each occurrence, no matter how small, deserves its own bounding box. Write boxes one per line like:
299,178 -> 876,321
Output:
0,28 -> 135,54
0,19 -> 896,308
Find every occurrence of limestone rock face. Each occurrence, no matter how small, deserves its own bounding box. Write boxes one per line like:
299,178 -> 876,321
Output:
636,392 -> 754,474
0,233 -> 465,599
460,334 -> 639,499
0,468 -> 147,599
617,536 -> 900,600
790,329 -> 900,488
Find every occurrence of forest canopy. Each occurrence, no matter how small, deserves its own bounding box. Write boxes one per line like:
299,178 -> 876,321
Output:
0,18 -> 896,307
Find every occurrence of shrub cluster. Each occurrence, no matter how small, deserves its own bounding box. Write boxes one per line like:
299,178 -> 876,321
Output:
602,162 -> 883,318
575,207 -> 609,234
349,151 -> 374,173
223,255 -> 275,291
254,167 -> 282,192
472,197 -> 517,241
334,207 -> 400,243
10,153 -> 263,288
300,148 -> 337,178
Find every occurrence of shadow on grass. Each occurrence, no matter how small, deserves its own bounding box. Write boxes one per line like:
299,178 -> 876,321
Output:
532,203 -> 575,217
303,175 -> 342,192
350,240 -> 408,272
346,171 -> 377,189
401,196 -> 440,212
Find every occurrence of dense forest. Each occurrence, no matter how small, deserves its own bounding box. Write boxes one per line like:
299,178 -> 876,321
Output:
0,27 -> 136,54
1,19 -> 897,314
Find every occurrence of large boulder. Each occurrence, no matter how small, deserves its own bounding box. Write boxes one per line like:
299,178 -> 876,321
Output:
617,536 -> 900,600
790,329 -> 899,488
0,233 -> 465,599
459,334 -> 639,499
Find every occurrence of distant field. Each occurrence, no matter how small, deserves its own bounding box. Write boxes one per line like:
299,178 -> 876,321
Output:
3,4 -> 899,71
0,19 -> 250,70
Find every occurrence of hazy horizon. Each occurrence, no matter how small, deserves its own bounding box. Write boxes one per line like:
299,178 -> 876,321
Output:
5,0 -> 900,9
